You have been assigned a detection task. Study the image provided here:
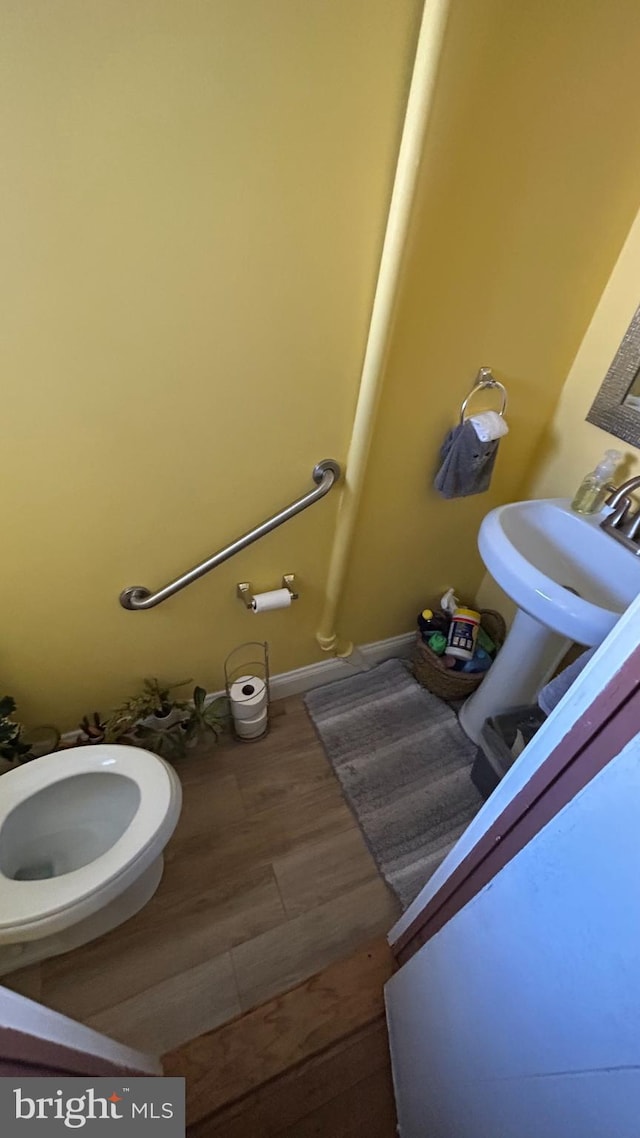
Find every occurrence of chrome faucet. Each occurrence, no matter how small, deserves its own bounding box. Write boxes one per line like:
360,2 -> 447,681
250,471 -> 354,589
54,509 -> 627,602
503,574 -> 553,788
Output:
601,475 -> 640,553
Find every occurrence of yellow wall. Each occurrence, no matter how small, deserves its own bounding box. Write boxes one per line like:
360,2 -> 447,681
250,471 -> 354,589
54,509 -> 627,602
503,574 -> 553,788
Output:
527,208 -> 640,500
478,209 -> 640,621
0,0 -> 421,727
5,0 -> 640,731
343,0 -> 640,645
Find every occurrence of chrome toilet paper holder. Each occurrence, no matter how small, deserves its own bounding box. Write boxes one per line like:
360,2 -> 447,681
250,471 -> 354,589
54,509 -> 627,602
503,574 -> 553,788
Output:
237,574 -> 299,609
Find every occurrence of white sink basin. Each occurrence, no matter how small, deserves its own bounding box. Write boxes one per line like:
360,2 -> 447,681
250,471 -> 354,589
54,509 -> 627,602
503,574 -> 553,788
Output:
479,498 -> 640,646
459,497 -> 640,744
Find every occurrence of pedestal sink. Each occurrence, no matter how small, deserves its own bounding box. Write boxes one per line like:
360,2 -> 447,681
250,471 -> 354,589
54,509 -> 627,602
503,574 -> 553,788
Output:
459,498 -> 640,743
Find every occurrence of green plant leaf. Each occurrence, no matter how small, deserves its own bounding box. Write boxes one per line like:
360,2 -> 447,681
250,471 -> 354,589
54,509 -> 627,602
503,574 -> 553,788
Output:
0,696 -> 17,719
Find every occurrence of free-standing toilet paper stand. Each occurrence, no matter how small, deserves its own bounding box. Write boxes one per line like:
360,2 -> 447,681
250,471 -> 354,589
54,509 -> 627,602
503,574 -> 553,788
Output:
225,641 -> 270,743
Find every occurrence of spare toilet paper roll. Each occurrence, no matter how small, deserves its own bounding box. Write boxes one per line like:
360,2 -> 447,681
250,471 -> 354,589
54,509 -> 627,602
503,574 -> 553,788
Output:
251,588 -> 292,613
235,708 -> 268,740
229,675 -> 267,722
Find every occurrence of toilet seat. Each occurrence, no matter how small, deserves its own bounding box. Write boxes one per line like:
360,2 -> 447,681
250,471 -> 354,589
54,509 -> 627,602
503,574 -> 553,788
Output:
0,746 -> 176,930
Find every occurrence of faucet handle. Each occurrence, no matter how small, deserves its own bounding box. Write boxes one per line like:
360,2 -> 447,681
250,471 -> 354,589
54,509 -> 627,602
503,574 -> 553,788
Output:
607,474 -> 640,507
619,506 -> 640,541
606,484 -> 628,508
607,494 -> 631,527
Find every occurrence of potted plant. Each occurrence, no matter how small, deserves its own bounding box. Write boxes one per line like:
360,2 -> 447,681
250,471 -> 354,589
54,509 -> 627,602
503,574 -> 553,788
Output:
20,724 -> 61,759
78,712 -> 107,745
140,677 -> 191,730
0,696 -> 33,764
77,677 -> 228,763
104,677 -> 191,745
135,686 -> 230,759
134,718 -> 189,761
180,687 -> 229,748
0,696 -> 60,764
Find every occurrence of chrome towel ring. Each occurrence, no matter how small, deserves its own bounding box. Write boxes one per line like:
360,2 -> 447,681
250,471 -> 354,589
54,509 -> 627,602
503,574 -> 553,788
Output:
460,367 -> 508,424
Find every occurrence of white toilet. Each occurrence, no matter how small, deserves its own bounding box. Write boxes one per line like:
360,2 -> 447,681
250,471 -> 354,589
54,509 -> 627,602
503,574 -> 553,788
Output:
0,744 -> 182,975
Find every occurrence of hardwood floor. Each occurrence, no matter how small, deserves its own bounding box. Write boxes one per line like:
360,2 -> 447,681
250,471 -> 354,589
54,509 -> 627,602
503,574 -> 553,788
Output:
164,937 -> 398,1136
2,697 -> 400,1054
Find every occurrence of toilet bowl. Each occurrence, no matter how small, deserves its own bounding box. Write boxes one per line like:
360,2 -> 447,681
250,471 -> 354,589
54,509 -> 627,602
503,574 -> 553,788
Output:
0,744 -> 182,975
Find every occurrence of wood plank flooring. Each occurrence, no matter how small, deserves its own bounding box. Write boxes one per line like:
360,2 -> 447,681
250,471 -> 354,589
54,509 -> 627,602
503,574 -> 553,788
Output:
164,937 -> 397,1136
186,1026 -> 396,1138
3,698 -> 400,1054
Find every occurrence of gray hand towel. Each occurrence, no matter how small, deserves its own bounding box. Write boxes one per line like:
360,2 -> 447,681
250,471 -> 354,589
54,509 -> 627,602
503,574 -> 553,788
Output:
537,647 -> 596,715
434,420 -> 499,498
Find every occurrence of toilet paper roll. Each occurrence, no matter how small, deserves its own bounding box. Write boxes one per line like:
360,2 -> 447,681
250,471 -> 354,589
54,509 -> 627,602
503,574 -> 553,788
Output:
251,588 -> 292,613
235,708 -> 268,740
229,675 -> 267,722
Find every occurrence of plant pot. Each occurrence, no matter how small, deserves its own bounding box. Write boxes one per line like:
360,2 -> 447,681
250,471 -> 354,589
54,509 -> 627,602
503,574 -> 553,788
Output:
78,730 -> 106,745
141,706 -> 187,733
20,725 -> 61,760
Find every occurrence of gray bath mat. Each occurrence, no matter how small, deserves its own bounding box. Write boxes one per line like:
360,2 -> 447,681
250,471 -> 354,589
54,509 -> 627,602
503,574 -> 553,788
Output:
304,658 -> 483,909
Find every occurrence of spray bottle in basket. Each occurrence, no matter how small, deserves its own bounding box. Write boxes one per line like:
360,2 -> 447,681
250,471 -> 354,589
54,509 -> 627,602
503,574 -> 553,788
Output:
444,605 -> 481,662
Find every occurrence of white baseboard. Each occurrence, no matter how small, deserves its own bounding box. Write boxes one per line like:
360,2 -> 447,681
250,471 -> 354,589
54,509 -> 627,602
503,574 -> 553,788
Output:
59,631 -> 414,747
269,631 -> 415,700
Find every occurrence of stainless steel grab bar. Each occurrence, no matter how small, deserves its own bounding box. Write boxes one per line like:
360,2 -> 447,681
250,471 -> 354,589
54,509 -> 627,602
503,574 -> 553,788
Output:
119,459 -> 341,610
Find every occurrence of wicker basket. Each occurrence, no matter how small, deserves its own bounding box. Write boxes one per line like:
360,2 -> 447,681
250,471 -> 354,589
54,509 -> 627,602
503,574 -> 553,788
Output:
412,608 -> 506,702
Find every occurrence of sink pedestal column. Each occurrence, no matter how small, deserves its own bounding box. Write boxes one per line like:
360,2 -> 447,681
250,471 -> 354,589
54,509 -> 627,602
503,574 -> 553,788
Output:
458,608 -> 571,744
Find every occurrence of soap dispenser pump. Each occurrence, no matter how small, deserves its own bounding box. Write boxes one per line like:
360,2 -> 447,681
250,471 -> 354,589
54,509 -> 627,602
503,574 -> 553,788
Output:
571,449 -> 622,515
